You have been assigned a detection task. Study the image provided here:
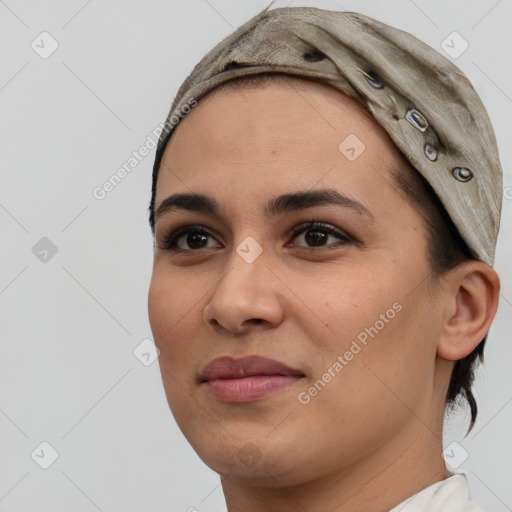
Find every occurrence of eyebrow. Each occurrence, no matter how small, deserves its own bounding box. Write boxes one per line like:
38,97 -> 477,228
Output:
154,188 -> 373,223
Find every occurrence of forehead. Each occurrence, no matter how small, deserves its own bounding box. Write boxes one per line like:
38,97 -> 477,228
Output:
156,76 -> 408,210
193,75 -> 379,148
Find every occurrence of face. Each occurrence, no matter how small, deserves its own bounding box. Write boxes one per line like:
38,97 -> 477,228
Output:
148,77 -> 448,487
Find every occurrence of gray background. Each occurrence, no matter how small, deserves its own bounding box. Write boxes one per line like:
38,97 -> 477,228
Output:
1,0 -> 511,511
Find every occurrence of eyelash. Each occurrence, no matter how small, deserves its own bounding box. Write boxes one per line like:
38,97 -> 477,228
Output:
157,221 -> 354,253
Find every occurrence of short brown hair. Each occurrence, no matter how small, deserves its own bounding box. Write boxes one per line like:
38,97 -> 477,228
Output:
391,153 -> 483,436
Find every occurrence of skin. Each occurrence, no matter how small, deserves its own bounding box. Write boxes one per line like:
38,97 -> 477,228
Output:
148,77 -> 499,512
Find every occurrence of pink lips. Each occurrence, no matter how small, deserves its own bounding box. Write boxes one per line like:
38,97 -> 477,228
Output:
199,355 -> 304,402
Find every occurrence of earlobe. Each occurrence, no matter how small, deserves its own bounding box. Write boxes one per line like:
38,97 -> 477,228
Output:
437,262 -> 500,361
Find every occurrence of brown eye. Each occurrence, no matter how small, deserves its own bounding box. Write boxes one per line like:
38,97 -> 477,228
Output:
182,231 -> 209,250
159,225 -> 221,252
289,221 -> 352,250
304,230 -> 329,246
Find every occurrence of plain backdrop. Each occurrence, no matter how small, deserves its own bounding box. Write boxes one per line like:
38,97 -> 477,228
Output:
1,1 -> 511,511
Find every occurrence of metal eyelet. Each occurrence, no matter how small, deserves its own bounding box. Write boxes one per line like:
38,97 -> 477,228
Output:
222,61 -> 251,71
406,108 -> 428,132
364,71 -> 384,89
453,167 -> 473,182
424,143 -> 438,161
303,51 -> 326,62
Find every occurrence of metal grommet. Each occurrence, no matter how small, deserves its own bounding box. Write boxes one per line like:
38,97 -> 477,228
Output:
453,167 -> 473,182
363,71 -> 384,89
222,61 -> 251,72
303,51 -> 326,62
424,143 -> 438,161
406,108 -> 428,132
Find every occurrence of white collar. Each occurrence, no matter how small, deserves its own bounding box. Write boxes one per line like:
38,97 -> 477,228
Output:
388,473 -> 486,512
222,473 -> 486,512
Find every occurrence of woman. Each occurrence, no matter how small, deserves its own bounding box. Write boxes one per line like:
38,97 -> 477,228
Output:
147,6 -> 502,511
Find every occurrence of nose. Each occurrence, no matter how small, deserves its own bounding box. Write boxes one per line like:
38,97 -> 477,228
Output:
203,248 -> 285,335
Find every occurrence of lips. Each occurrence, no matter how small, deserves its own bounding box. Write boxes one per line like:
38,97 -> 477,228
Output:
199,355 -> 305,402
199,355 -> 304,381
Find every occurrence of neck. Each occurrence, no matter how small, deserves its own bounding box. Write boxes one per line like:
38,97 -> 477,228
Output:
221,414 -> 450,512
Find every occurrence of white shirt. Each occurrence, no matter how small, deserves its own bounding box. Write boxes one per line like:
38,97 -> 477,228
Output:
388,473 -> 486,512
222,472 -> 486,512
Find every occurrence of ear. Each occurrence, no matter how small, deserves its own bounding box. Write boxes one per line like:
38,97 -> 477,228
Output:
437,261 -> 500,361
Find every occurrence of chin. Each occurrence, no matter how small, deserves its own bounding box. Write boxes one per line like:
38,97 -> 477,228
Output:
185,426 -> 320,487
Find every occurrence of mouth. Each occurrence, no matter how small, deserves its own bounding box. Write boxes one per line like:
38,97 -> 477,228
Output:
198,355 -> 305,402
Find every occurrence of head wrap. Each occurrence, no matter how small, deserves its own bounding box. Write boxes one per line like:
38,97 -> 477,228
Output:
151,6 -> 503,265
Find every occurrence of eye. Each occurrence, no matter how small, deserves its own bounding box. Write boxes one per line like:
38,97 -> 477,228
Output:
156,220 -> 353,254
157,224 -> 221,252
288,221 -> 353,251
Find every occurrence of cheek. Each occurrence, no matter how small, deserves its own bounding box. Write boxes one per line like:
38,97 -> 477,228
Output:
148,269 -> 199,363
319,288 -> 437,417
301,262 -> 436,401
148,271 -> 203,423
297,262 -> 400,342
295,304 -> 435,465
148,274 -> 171,348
